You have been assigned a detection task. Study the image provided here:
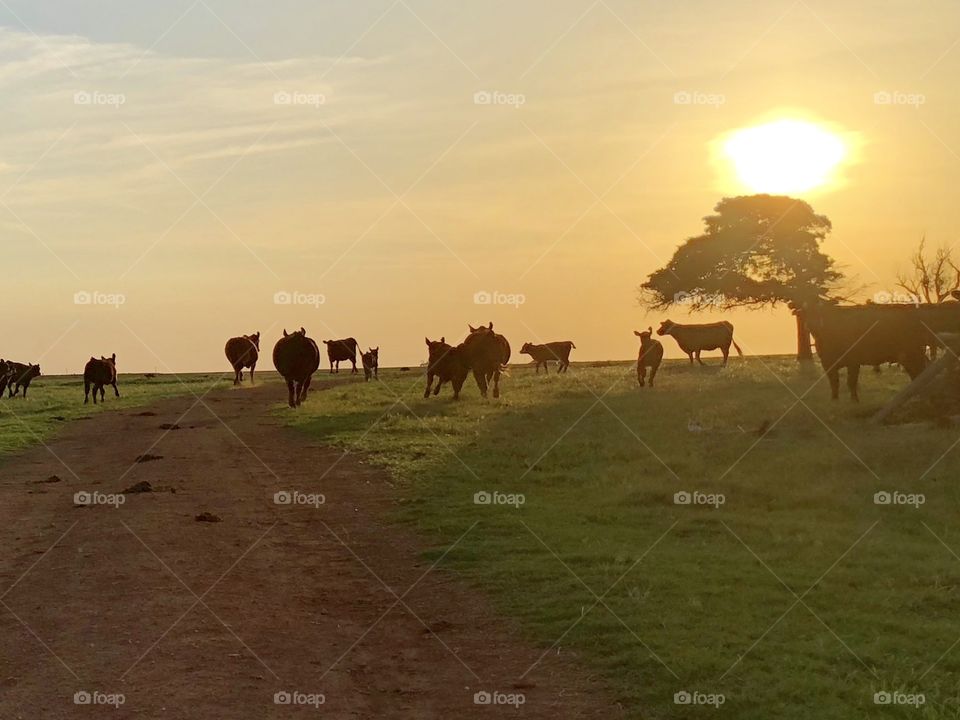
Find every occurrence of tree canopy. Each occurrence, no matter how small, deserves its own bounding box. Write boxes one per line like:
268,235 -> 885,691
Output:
640,194 -> 844,311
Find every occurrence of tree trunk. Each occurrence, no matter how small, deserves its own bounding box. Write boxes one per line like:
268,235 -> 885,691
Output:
796,313 -> 813,361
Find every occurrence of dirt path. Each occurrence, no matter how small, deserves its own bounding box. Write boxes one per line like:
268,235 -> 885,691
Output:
0,380 -> 619,719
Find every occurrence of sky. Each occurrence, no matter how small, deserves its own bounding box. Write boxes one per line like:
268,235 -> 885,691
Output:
1,0 -> 958,373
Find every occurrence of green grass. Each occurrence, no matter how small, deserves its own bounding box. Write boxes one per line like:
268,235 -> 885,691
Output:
284,358 -> 960,719
0,372 -> 228,458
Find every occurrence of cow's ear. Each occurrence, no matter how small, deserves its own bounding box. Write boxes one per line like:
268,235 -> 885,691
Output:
300,326 -> 305,334
425,337 -> 430,346
634,330 -> 642,336
488,322 -> 494,330
283,329 -> 288,336
648,327 -> 653,333
440,336 -> 445,343
111,353 -> 116,362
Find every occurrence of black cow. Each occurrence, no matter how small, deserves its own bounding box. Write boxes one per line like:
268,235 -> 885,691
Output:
225,332 -> 260,386
634,328 -> 663,387
519,341 -> 575,374
0,360 -> 10,396
323,338 -> 360,374
361,347 -> 379,381
461,323 -> 511,399
274,328 -> 321,408
6,361 -> 41,398
424,337 -> 469,399
84,354 -> 118,404
657,320 -> 743,366
797,303 -> 927,401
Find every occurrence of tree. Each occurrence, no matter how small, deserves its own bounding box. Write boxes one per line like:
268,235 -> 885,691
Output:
896,236 -> 959,304
640,194 -> 845,360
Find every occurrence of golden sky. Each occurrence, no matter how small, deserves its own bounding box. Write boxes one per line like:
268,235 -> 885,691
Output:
1,0 -> 957,372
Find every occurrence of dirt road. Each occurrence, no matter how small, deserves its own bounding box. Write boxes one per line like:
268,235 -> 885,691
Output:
0,380 -> 618,719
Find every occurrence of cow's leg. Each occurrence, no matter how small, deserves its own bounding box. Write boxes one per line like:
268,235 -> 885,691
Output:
286,379 -> 296,407
250,362 -> 256,385
233,366 -> 240,385
687,352 -> 694,364
473,368 -> 488,398
492,369 -> 501,398
452,376 -> 464,400
847,365 -> 861,402
696,350 -> 704,366
92,384 -> 99,405
721,344 -> 730,366
649,363 -> 659,387
424,372 -> 434,398
100,386 -> 105,402
112,381 -> 120,397
637,363 -> 646,387
302,374 -> 313,401
84,380 -> 91,404
827,367 -> 840,400
351,358 -> 358,374
22,381 -> 29,399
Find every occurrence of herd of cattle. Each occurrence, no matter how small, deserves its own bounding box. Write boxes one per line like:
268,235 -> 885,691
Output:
1,300 -> 957,408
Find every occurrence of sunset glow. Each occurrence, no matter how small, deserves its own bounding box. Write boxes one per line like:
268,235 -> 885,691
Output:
722,119 -> 849,195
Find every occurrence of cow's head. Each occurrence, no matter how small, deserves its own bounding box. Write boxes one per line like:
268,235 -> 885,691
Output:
425,337 -> 452,363
657,320 -> 675,336
26,363 -> 41,379
634,328 -> 654,343
249,332 -> 260,349
520,342 -> 534,355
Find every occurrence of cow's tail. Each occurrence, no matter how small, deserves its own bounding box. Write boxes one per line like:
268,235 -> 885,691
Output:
570,341 -> 577,349
732,336 -> 744,357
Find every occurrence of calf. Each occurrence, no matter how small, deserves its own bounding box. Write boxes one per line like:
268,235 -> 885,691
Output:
84,354 -> 118,404
323,338 -> 360,374
657,319 -> 742,366
797,303 -> 927,401
224,332 -> 260,385
361,347 -> 379,381
519,341 -> 576,374
424,337 -> 469,399
274,328 -> 321,407
634,328 -> 663,387
6,361 -> 41,398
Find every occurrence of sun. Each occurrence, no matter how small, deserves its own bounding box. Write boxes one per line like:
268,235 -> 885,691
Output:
721,118 -> 849,195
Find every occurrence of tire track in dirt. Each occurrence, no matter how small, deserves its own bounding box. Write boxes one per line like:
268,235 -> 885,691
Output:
0,380 -> 621,719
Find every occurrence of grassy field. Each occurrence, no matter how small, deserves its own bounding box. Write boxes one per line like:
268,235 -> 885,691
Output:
0,372 -> 229,458
285,357 -> 960,719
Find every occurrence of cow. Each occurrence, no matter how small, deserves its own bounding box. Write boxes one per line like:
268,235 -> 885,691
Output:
519,341 -> 576,374
83,354 -> 118,404
0,360 -> 10,397
323,338 -> 360,374
273,328 -> 321,408
424,337 -> 469,399
224,332 -> 260,386
361,347 -> 379,382
634,328 -> 663,387
461,323 -> 511,399
796,303 -> 928,401
657,320 -> 743,366
6,361 -> 41,398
